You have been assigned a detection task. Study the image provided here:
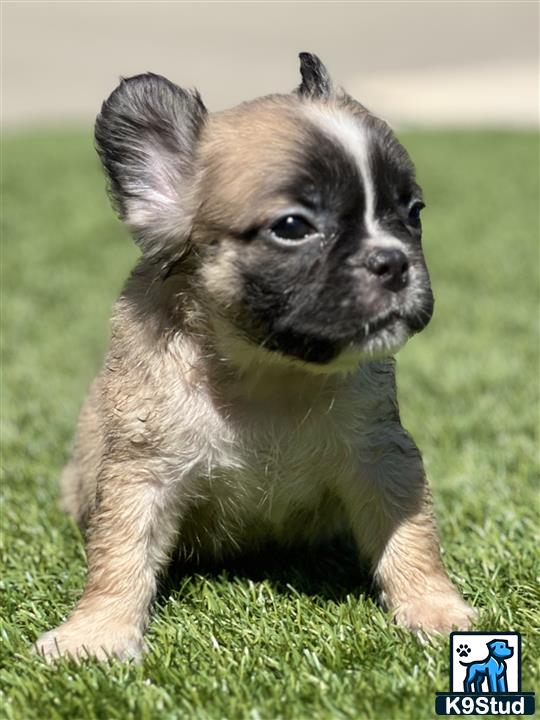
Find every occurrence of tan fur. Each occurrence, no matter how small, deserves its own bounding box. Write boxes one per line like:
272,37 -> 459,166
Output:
197,98 -> 316,232
34,91 -> 474,662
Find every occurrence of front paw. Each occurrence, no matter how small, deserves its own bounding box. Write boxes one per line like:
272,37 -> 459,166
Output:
33,618 -> 144,662
392,590 -> 477,634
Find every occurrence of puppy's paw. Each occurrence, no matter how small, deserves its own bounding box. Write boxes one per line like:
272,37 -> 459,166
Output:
33,619 -> 144,662
393,590 -> 477,634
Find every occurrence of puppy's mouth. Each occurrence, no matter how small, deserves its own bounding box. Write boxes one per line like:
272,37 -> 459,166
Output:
344,308 -> 411,360
256,309 -> 411,366
235,292 -> 433,369
357,308 -> 402,341
349,302 -> 433,356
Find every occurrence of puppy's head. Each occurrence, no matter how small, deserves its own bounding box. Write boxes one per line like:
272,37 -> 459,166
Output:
96,54 -> 433,373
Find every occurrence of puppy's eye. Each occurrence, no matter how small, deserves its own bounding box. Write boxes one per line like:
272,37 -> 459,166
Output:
270,215 -> 317,241
408,200 -> 425,224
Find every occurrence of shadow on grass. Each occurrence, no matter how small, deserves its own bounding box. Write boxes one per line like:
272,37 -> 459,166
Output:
159,535 -> 374,605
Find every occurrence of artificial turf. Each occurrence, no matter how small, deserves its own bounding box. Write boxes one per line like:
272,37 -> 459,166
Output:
1,129 -> 539,719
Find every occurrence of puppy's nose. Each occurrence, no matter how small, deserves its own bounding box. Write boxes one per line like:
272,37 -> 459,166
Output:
366,248 -> 409,291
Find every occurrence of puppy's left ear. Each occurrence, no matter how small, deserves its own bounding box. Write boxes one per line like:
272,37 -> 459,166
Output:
95,73 -> 207,257
296,52 -> 333,100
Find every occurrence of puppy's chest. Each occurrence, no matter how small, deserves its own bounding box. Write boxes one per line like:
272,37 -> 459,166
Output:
186,400 -> 356,536
233,414 -> 348,486
160,362 -> 396,543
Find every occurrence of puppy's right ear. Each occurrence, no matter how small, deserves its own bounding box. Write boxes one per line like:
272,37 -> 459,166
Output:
95,73 -> 207,256
296,52 -> 333,100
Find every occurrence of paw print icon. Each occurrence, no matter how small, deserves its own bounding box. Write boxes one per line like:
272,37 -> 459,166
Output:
456,643 -> 471,658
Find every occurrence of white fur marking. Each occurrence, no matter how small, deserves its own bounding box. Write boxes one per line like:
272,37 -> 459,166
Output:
306,106 -> 406,252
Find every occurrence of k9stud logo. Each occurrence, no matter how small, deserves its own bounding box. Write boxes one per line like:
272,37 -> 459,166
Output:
435,632 -> 535,715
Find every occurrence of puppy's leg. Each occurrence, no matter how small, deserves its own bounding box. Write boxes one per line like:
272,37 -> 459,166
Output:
35,461 -> 182,661
60,377 -> 104,528
344,426 -> 475,633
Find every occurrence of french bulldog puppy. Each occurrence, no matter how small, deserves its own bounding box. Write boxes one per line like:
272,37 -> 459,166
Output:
35,53 -> 475,661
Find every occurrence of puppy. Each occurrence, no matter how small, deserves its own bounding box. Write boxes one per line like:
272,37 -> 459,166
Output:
35,53 -> 475,661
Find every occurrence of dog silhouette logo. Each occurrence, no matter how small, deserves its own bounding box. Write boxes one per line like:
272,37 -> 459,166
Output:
459,638 -> 513,693
458,639 -> 514,693
435,632 -> 536,715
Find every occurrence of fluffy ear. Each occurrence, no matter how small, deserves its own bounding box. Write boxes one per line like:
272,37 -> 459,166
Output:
95,73 -> 207,256
296,52 -> 333,100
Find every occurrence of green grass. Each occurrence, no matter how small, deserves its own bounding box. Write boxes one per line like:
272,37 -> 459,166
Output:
1,128 -> 539,720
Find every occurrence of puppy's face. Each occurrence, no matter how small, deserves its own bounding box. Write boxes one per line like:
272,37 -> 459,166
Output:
196,100 -> 433,369
95,55 -> 433,372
